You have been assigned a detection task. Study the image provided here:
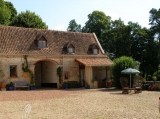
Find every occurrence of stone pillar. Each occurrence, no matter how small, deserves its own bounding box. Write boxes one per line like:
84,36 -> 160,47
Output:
85,66 -> 92,87
106,67 -> 111,80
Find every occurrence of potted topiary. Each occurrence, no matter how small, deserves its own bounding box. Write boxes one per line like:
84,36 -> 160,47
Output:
8,82 -> 14,91
30,82 -> 35,90
63,81 -> 68,89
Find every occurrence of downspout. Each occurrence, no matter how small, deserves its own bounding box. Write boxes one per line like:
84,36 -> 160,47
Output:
93,33 -> 105,54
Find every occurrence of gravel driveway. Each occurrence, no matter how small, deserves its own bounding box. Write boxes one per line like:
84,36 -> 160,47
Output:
0,88 -> 160,119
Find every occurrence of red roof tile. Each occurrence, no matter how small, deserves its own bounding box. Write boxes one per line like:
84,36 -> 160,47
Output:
75,58 -> 113,66
0,26 -> 104,56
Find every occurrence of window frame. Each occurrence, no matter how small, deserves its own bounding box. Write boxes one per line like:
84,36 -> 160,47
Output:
38,40 -> 47,48
9,65 -> 18,78
93,48 -> 98,55
67,44 -> 75,54
68,47 -> 74,53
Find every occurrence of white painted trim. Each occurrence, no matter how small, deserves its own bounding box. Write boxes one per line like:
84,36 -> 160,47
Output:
93,33 -> 105,54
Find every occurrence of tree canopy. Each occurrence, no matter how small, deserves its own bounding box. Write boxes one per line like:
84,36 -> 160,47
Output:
67,19 -> 81,32
0,0 -> 11,25
149,8 -> 160,41
66,9 -> 160,80
5,1 -> 17,24
11,10 -> 48,29
82,11 -> 111,44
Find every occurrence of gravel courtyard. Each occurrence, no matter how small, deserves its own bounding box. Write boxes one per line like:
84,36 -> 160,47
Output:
0,88 -> 160,119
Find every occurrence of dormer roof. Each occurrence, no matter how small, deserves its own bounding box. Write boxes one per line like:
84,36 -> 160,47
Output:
35,34 -> 48,41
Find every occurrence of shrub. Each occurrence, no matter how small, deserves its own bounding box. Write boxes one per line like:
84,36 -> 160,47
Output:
111,56 -> 137,89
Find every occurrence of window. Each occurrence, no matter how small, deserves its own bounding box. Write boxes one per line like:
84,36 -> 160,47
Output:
36,34 -> 48,48
93,49 -> 98,54
38,40 -> 46,48
88,43 -> 99,55
68,48 -> 73,53
10,65 -> 17,78
63,42 -> 75,54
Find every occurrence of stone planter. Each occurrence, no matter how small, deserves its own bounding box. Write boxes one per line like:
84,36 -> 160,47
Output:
1,88 -> 6,91
0,82 -> 6,88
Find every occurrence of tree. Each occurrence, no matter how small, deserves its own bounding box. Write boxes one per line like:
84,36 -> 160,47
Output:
111,56 -> 137,88
11,10 -> 48,29
82,11 -> 111,44
0,0 -> 11,25
149,8 -> 160,42
5,1 -> 17,24
67,19 -> 81,32
149,8 -> 160,66
104,19 -> 131,58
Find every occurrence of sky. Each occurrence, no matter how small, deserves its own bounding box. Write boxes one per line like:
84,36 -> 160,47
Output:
5,0 -> 160,31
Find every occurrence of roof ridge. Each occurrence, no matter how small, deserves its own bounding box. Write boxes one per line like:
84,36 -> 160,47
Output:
0,25 -> 94,35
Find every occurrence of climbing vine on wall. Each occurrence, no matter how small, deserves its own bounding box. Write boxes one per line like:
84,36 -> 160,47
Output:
22,55 -> 35,85
57,67 -> 63,84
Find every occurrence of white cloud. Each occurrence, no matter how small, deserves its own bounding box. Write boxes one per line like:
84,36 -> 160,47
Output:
54,24 -> 67,31
105,10 -> 120,20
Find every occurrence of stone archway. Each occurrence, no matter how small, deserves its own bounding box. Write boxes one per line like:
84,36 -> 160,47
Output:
34,59 -> 59,88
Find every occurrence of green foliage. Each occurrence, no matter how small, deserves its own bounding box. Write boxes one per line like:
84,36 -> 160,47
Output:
147,75 -> 152,81
8,82 -> 14,87
153,64 -> 160,81
0,0 -> 11,25
105,19 -> 131,57
111,56 -> 137,88
82,11 -> 111,44
67,19 -> 81,32
149,8 -> 160,76
0,69 -> 4,78
63,81 -> 68,86
22,55 -> 35,84
149,8 -> 160,38
5,1 -> 17,24
11,10 -> 48,29
57,67 -> 63,84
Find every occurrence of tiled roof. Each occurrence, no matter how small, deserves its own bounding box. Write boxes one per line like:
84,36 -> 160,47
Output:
0,26 -> 104,55
75,58 -> 113,66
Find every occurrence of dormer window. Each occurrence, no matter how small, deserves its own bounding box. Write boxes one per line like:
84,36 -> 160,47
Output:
38,40 -> 46,48
93,48 -> 98,54
63,42 -> 75,54
88,43 -> 99,55
68,47 -> 73,53
35,34 -> 48,49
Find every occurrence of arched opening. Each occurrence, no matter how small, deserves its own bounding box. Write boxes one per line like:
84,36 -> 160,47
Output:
34,60 -> 58,88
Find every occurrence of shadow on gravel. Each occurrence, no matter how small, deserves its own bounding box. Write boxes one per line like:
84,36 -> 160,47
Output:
95,87 -> 121,92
